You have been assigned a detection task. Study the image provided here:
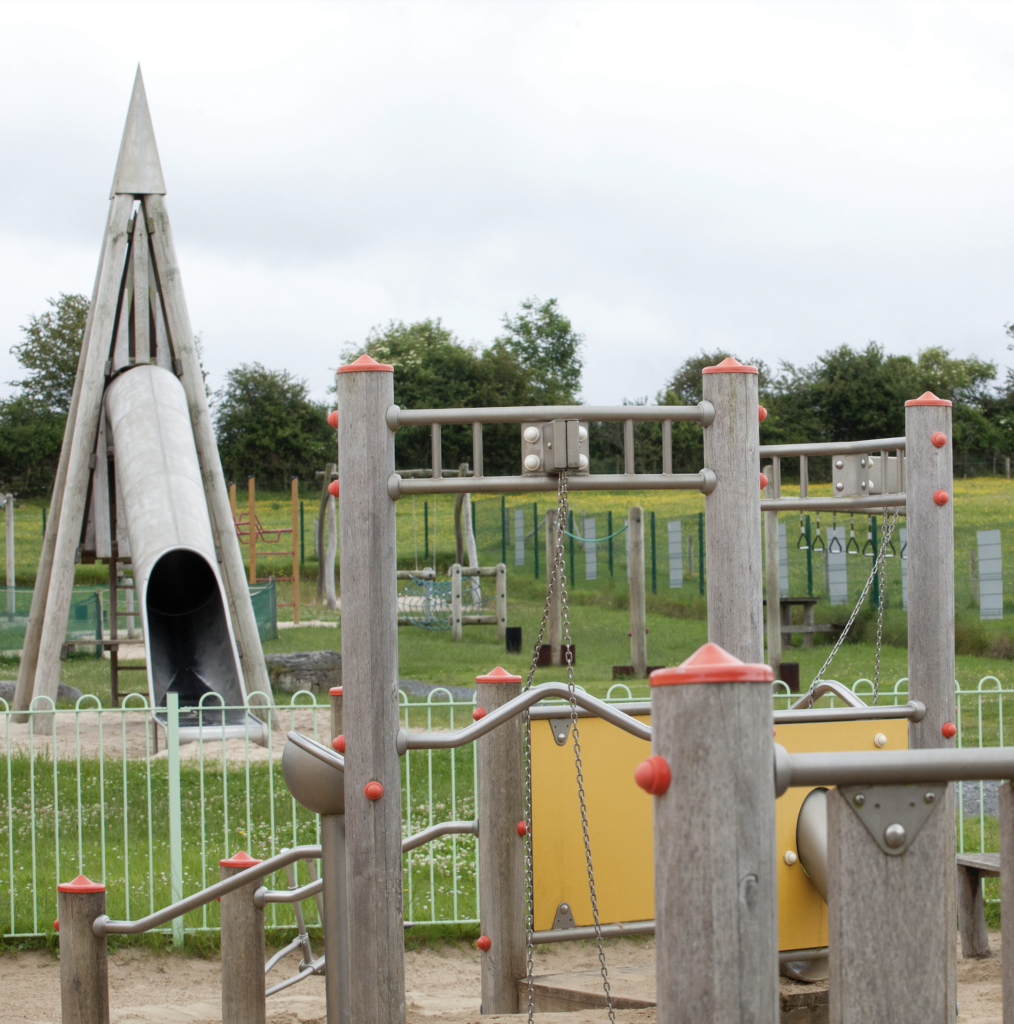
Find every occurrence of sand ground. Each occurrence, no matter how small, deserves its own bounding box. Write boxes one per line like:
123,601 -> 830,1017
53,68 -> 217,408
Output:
0,934 -> 1002,1023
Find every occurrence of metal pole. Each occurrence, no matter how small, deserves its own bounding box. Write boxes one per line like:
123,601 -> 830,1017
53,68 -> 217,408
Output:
475,667 -> 526,1012
651,510 -> 657,595
546,510 -> 561,665
805,515 -> 812,597
533,502 -> 539,580
58,876 -> 109,1024
220,851 -> 266,1024
335,353 -> 405,1024
501,495 -> 506,566
628,507 -> 648,677
167,692 -> 183,949
321,813 -> 351,1024
424,501 -> 429,561
697,512 -> 704,596
645,645 -> 777,1022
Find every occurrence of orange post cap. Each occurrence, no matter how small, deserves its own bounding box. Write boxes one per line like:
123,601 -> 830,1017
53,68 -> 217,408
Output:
650,642 -> 774,686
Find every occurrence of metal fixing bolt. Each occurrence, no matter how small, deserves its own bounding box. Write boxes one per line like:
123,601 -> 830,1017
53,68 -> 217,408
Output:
884,823 -> 907,849
853,793 -> 866,807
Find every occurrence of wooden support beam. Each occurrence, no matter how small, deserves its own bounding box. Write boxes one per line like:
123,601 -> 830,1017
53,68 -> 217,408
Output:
132,212 -> 150,364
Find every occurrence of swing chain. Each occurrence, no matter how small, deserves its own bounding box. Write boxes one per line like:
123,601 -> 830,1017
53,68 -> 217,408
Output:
871,511 -> 898,706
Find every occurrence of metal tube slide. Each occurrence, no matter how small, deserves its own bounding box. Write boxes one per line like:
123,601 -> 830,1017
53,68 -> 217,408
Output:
104,365 -> 259,742
795,788 -> 828,903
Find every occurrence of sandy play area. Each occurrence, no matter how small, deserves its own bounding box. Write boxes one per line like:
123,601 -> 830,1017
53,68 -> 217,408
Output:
0,934 -> 1003,1023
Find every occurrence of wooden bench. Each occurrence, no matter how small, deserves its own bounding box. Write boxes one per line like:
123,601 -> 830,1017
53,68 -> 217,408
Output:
957,852 -> 999,958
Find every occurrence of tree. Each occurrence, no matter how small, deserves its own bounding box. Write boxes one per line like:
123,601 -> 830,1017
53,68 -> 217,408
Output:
213,364 -> 334,489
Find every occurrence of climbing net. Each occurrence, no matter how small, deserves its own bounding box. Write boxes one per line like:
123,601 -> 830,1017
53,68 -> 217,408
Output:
397,576 -> 490,630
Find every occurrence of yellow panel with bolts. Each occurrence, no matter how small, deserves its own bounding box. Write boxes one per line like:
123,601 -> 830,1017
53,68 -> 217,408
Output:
531,709 -> 908,946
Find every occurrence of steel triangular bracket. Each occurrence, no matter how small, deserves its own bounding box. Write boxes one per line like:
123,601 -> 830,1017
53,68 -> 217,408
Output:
841,783 -> 946,856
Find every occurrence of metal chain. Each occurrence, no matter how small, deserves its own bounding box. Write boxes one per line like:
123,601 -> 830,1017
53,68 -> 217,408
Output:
807,510 -> 900,707
871,510 -> 898,707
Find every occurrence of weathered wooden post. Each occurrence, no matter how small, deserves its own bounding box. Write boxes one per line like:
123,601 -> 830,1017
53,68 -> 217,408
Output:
495,563 -> 507,643
58,875 -> 109,1024
451,563 -> 463,641
545,510 -> 561,665
701,358 -> 764,663
475,666 -> 526,1013
248,477 -> 256,586
628,506 -> 648,677
640,643 -> 777,1023
219,851 -> 266,1024
763,461 -> 782,679
1000,781 -> 1014,1023
291,476 -> 300,625
335,352 -> 405,1024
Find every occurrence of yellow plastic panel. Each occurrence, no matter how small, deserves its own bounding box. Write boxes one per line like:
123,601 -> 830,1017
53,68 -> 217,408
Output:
531,709 -> 908,948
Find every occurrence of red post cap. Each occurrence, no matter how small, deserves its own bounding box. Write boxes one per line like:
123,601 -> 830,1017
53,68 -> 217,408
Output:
942,722 -> 957,739
517,821 -> 528,836
476,666 -> 523,684
328,479 -> 340,497
702,356 -> 759,375
476,935 -> 492,951
905,391 -> 952,407
651,642 -> 775,686
329,687 -> 343,697
332,735 -> 346,753
220,851 -> 262,869
327,410 -> 338,428
337,353 -> 394,373
930,432 -> 947,448
634,755 -> 671,796
933,490 -> 950,506
472,707 -> 486,721
364,781 -> 384,801
758,405 -> 768,422
760,472 -> 769,490
57,874 -> 106,893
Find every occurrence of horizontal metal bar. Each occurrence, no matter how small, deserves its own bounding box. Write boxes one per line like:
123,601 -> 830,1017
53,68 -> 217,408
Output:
287,730 -> 344,772
774,701 -> 925,725
779,947 -> 828,963
791,680 -> 866,709
388,402 -> 715,429
256,877 -> 324,907
775,744 -> 1014,796
532,920 -> 656,944
397,683 -> 652,754
94,845 -> 323,936
759,438 -> 906,457
390,470 -> 716,499
266,955 -> 325,996
528,701 -> 650,721
402,819 -> 479,853
760,495 -> 905,512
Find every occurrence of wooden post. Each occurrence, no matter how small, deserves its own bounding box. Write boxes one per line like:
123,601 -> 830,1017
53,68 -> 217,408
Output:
1000,781 -> 1014,1024
219,851 -> 266,1024
5,493 -> 14,614
335,353 -> 405,1024
450,563 -> 463,641
321,812 -> 351,1024
131,212 -> 150,364
291,477 -> 300,625
248,477 -> 256,586
701,358 -> 764,663
229,482 -> 237,517
826,784 -> 954,1023
763,462 -> 782,680
475,666 -> 526,1013
646,644 -> 777,1023
495,563 -> 507,642
546,509 -> 561,665
628,506 -> 648,677
58,875 -> 109,1024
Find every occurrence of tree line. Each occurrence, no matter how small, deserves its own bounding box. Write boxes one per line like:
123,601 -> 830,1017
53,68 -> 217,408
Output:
0,292 -> 1009,496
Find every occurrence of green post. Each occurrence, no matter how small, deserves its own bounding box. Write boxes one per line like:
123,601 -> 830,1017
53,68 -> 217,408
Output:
424,502 -> 429,561
811,516 -> 819,598
94,592 -> 102,658
501,496 -> 506,566
568,510 -> 575,586
608,511 -> 614,578
300,501 -> 305,565
872,515 -> 879,608
533,503 -> 539,580
167,691 -> 184,949
651,511 -> 657,595
698,512 -> 704,596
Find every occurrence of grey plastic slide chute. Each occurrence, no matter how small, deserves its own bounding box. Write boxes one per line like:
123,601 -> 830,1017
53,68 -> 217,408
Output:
796,786 -> 829,904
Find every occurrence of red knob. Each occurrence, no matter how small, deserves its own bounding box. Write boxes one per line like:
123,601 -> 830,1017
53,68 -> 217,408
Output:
760,472 -> 769,490
332,735 -> 345,753
364,781 -> 384,801
472,707 -> 486,721
933,490 -> 949,506
942,722 -> 957,739
328,480 -> 340,498
930,431 -> 947,448
758,405 -> 768,423
634,754 -> 671,796
53,918 -> 59,932
476,935 -> 491,951
517,821 -> 527,836
327,410 -> 338,428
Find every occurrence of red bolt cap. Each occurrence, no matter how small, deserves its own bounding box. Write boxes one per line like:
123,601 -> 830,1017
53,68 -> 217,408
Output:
930,432 -> 947,448
472,707 -> 486,721
476,935 -> 492,951
57,874 -> 106,893
53,919 -> 59,931
328,479 -> 340,498
758,405 -> 768,422
517,821 -> 527,836
933,490 -> 950,506
364,781 -> 384,801
942,722 -> 957,739
760,472 -> 769,490
220,850 -> 262,869
634,754 -> 671,796
327,410 -> 338,428
332,735 -> 346,753
329,686 -> 343,697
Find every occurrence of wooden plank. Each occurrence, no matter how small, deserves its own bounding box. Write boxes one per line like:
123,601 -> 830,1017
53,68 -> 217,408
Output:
143,194 -> 275,720
219,859 -> 266,1024
628,506 -> 647,677
702,367 -> 764,663
827,786 -> 955,1024
336,361 -> 405,1024
957,863 -> 992,958
132,213 -> 150,364
957,852 -> 1000,874
477,674 -> 525,1012
495,563 -> 507,642
1001,781 -> 1014,1024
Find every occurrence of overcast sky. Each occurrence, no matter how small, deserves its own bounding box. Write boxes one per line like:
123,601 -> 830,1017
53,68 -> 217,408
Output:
1,1 -> 1012,405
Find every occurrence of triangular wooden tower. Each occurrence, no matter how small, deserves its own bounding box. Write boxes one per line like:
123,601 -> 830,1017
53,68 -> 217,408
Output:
12,68 -> 274,725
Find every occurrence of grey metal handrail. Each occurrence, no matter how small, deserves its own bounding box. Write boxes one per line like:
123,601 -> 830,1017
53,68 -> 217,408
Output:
790,681 -> 869,710
775,701 -> 925,725
390,471 -> 717,499
287,730 -> 344,771
388,402 -> 715,429
761,494 -> 906,513
759,438 -> 905,458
